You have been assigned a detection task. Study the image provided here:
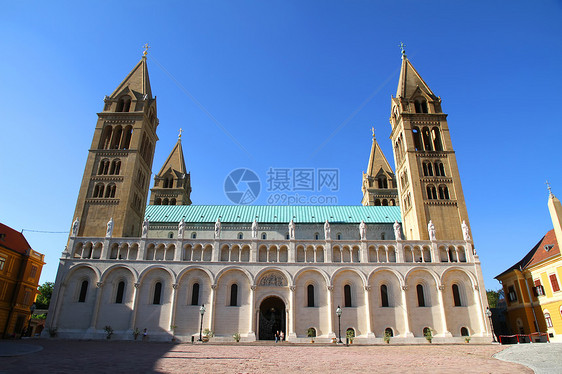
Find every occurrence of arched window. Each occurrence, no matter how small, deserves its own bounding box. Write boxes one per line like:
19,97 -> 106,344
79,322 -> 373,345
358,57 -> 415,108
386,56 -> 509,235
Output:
432,127 -> 443,151
412,127 -> 422,151
164,177 -> 173,188
382,199 -> 388,206
307,284 -> 315,307
98,159 -> 110,175
381,232 -> 385,240
389,199 -> 395,206
261,233 -> 267,240
378,176 -> 388,189
385,327 -> 394,337
422,127 -> 433,151
93,183 -> 104,198
105,184 -> 116,198
417,284 -> 426,307
438,162 -> 445,176
122,126 -> 132,149
162,198 -> 169,205
110,126 -> 122,149
427,163 -> 433,176
99,126 -> 112,149
374,199 -> 381,206
237,232 -> 243,240
170,198 -> 176,205
381,284 -> 389,307
168,232 -> 173,239
191,283 -> 200,306
452,284 -> 462,306
286,232 -> 290,240
230,284 -> 238,306
109,159 -> 121,175
314,232 -> 320,240
545,312 -> 553,328
422,162 -> 428,176
191,232 -> 197,239
337,233 -> 342,240
78,280 -> 88,302
460,327 -> 469,336
344,284 -> 352,307
427,185 -> 437,200
153,282 -> 162,305
115,281 -> 125,304
438,185 -> 449,199
155,198 -> 162,205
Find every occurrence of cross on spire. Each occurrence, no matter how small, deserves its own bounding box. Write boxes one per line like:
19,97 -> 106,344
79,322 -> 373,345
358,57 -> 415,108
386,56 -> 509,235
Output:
142,43 -> 151,57
178,128 -> 183,139
371,126 -> 375,139
399,42 -> 406,58
546,180 -> 553,196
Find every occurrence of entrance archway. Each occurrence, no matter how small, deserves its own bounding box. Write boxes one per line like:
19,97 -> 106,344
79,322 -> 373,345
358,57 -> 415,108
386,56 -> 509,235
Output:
258,296 -> 286,340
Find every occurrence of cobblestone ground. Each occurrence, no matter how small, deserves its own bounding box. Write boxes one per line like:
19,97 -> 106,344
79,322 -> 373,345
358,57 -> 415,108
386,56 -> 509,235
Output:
0,340 -> 532,374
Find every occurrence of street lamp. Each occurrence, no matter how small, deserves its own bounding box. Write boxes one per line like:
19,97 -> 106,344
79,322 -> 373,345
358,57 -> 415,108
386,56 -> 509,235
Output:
198,304 -> 206,342
336,305 -> 342,344
486,307 -> 497,342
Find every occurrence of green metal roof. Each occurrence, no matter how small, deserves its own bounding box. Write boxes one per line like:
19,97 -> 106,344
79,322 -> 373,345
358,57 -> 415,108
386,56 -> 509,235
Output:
145,205 -> 401,224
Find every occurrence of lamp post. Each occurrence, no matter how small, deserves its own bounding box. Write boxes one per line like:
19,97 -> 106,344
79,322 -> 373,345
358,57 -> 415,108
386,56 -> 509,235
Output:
336,305 -> 342,344
198,304 -> 206,342
486,307 -> 497,342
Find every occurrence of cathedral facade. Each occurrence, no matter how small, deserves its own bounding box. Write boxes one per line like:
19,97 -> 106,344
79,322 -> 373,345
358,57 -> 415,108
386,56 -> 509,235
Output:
45,51 -> 492,343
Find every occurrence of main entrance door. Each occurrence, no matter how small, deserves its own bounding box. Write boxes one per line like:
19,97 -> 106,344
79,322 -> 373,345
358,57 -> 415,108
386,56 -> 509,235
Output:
258,296 -> 286,340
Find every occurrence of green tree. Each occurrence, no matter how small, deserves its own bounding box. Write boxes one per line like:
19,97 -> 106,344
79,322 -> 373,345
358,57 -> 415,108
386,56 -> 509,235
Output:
486,288 -> 504,308
36,282 -> 54,309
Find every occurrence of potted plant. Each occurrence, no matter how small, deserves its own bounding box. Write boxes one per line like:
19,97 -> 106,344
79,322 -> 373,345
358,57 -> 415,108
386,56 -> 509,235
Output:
233,332 -> 241,342
202,328 -> 214,342
133,328 -> 140,340
424,328 -> 433,343
384,330 -> 392,344
464,337 -> 471,343
307,328 -> 316,343
346,329 -> 355,344
104,325 -> 114,340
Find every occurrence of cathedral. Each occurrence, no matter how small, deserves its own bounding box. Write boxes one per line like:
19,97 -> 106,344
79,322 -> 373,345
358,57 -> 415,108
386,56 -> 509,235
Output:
44,49 -> 492,343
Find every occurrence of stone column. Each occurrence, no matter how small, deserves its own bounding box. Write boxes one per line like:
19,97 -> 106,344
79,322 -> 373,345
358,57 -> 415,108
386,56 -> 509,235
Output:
169,284 -> 179,335
174,240 -> 182,261
431,241 -> 439,263
288,286 -> 297,340
395,241 -> 404,263
88,282 -> 104,334
248,285 -> 256,340
250,240 -> 258,262
288,241 -> 296,263
400,285 -> 414,337
325,241 -> 333,262
129,283 -> 141,332
139,239 -> 147,261
364,286 -> 375,340
209,284 -> 217,332
360,241 -> 368,263
327,285 -> 335,338
101,239 -> 110,259
437,285 -> 452,337
472,284 -> 486,336
212,241 -> 220,262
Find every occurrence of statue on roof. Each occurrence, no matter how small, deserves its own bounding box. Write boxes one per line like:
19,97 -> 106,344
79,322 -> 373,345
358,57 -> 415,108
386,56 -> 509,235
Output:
461,220 -> 470,241
252,219 -> 258,239
142,218 -> 149,238
359,220 -> 367,240
178,218 -> 185,238
393,221 -> 402,240
288,219 -> 295,240
428,220 -> 436,241
71,218 -> 79,237
324,220 -> 331,240
106,217 -> 114,238
215,218 -> 221,239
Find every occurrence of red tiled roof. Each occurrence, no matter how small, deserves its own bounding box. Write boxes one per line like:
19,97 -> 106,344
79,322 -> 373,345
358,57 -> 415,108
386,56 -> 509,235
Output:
496,229 -> 560,279
0,223 -> 32,255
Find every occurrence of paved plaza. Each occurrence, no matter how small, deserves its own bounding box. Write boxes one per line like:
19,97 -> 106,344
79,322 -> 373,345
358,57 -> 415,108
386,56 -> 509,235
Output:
0,340 -> 542,374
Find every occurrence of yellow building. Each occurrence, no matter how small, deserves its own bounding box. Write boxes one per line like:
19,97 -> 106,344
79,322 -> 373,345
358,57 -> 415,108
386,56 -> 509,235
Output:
496,187 -> 562,342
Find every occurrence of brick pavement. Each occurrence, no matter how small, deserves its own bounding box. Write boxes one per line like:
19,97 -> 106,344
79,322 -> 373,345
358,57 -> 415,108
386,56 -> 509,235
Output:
0,340 -> 532,374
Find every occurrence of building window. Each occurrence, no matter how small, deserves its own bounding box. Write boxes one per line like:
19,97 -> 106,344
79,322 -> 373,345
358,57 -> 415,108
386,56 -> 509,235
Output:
261,233 -> 267,240
452,284 -> 462,306
286,232 -> 290,240
28,265 -> 37,279
337,233 -> 342,240
344,284 -> 352,307
0,257 -> 5,271
168,232 -> 174,239
78,280 -> 88,302
533,279 -> 545,297
230,284 -> 238,306
191,232 -> 197,239
417,284 -> 426,307
384,327 -> 394,337
381,284 -> 389,307
461,327 -> 469,336
238,233 -> 243,240
507,286 -> 517,302
115,281 -> 125,304
307,284 -> 315,307
191,283 -> 200,306
153,282 -> 162,305
545,312 -> 553,328
550,274 -> 560,292
314,233 -> 319,240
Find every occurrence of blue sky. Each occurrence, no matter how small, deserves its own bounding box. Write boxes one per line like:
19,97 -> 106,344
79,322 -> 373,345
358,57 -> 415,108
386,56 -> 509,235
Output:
1,1 -> 561,290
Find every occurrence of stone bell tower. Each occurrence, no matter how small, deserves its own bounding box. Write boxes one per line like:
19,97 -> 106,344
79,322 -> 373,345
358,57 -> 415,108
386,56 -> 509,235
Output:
389,48 -> 470,240
71,52 -> 158,238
